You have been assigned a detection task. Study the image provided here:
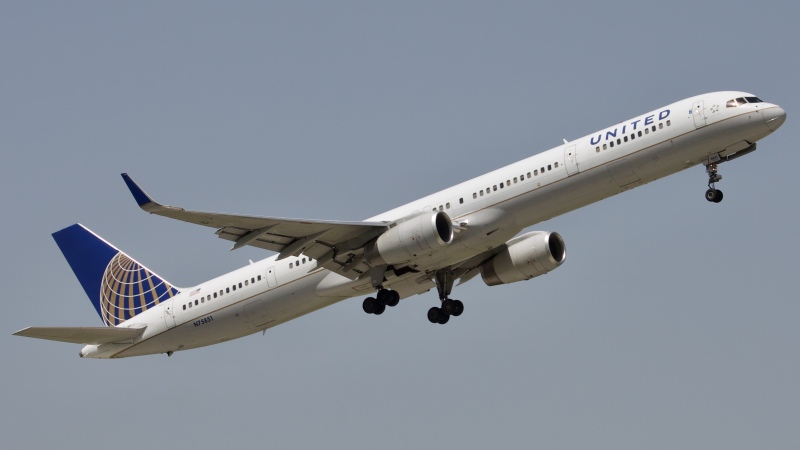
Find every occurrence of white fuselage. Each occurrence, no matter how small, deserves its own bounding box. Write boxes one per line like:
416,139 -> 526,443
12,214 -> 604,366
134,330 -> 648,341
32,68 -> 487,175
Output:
82,91 -> 783,358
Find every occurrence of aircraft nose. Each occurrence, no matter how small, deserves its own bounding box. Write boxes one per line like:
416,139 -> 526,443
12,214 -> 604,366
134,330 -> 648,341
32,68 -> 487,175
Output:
763,106 -> 786,132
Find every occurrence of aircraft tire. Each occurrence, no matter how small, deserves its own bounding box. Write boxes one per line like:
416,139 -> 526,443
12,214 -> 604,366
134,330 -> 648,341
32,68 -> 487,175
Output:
386,290 -> 400,307
452,300 -> 464,317
363,297 -> 377,314
442,299 -> 456,315
428,307 -> 443,323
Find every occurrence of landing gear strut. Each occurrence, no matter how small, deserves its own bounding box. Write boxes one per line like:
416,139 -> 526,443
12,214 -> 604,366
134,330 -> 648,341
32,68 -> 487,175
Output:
427,269 -> 464,325
704,162 -> 724,203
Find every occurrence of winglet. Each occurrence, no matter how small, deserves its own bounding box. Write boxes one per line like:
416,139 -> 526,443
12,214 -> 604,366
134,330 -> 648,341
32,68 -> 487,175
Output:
121,173 -> 156,207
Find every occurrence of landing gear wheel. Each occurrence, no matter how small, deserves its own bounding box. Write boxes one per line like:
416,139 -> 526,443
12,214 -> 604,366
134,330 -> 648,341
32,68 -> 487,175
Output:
441,299 -> 456,315
362,297 -> 377,314
437,313 -> 450,325
376,288 -> 400,307
452,300 -> 464,317
428,307 -> 443,324
705,188 -> 723,203
387,290 -> 400,307
373,303 -> 386,315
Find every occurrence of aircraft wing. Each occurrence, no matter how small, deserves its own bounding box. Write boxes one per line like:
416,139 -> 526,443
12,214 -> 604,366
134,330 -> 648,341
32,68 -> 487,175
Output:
122,173 -> 388,279
13,326 -> 146,345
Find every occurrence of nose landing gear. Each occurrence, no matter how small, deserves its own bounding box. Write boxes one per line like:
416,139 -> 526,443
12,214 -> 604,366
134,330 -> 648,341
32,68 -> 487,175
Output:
704,162 -> 724,203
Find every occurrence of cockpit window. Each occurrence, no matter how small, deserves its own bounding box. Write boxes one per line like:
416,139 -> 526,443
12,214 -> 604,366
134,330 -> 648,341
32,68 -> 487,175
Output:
726,96 -> 763,108
726,97 -> 747,108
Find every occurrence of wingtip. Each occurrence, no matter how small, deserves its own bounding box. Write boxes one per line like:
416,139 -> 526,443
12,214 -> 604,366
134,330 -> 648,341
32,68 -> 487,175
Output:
121,173 -> 155,208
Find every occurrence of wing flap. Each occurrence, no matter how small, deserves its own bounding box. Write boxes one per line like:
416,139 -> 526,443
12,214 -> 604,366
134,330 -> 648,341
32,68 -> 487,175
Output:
13,326 -> 146,345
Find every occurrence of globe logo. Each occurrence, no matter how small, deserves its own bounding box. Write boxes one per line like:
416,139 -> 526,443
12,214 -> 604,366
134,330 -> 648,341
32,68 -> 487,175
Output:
99,252 -> 178,326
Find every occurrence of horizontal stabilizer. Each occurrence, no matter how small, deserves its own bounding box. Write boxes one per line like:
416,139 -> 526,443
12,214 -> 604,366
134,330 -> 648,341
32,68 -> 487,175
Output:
13,326 -> 146,345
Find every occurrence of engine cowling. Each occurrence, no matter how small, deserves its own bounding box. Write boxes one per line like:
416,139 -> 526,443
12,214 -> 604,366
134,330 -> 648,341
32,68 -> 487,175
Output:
480,231 -> 566,286
365,211 -> 454,266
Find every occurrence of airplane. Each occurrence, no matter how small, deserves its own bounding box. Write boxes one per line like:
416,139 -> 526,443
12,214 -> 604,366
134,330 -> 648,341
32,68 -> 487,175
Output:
14,91 -> 786,359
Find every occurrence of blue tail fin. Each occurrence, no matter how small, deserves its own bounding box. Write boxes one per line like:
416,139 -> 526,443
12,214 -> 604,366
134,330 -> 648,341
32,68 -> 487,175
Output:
52,224 -> 181,326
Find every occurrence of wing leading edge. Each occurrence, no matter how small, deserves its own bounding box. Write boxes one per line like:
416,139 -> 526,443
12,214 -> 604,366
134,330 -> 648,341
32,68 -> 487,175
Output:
121,173 -> 388,278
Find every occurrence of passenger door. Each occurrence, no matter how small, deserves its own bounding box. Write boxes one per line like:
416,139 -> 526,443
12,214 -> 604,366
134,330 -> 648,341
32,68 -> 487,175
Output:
564,145 -> 579,175
163,299 -> 177,329
266,267 -> 277,288
692,100 -> 706,128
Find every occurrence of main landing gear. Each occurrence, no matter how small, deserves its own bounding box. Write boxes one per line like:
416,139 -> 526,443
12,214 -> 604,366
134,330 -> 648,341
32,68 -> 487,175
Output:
360,268 -> 467,325
704,162 -> 724,203
427,269 -> 464,325
362,288 -> 400,315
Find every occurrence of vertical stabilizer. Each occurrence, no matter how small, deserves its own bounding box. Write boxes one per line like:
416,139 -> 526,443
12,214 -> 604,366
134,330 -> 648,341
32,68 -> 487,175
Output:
52,224 -> 180,326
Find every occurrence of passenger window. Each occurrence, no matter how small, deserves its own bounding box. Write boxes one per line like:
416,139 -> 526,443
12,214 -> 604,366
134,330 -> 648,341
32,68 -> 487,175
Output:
527,172 -> 531,178
540,167 -> 545,173
547,164 -> 552,171
534,170 -> 538,176
289,263 -> 293,269
201,298 -> 205,303
195,300 -> 198,306
651,126 -> 656,132
183,305 -> 186,310
616,139 -> 621,145
239,282 -> 243,288
459,198 -> 463,204
493,186 -> 497,191
245,280 -> 249,286
638,131 -> 642,137
603,144 -> 607,150
188,302 -> 192,308
233,285 -> 236,291
624,136 -> 628,142
667,120 -> 671,126
213,292 -> 217,298
446,202 -> 451,209
596,147 -> 600,153
226,287 -> 230,294
554,162 -> 558,168
610,141 -> 615,147
513,177 -> 518,183
645,128 -> 649,135
659,123 -> 663,129
506,180 -> 510,186
499,183 -> 504,189
630,134 -> 635,140
479,190 -> 484,196
258,275 -> 262,281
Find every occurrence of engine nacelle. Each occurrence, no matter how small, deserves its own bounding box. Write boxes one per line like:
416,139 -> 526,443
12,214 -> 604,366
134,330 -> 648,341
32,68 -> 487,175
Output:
480,231 -> 566,286
365,211 -> 454,266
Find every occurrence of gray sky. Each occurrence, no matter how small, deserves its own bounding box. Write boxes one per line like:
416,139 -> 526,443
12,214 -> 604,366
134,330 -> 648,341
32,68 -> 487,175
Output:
3,2 -> 798,449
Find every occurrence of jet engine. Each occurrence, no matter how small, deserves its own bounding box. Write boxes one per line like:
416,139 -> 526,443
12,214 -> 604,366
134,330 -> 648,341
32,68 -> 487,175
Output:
365,211 -> 454,266
480,231 -> 566,286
